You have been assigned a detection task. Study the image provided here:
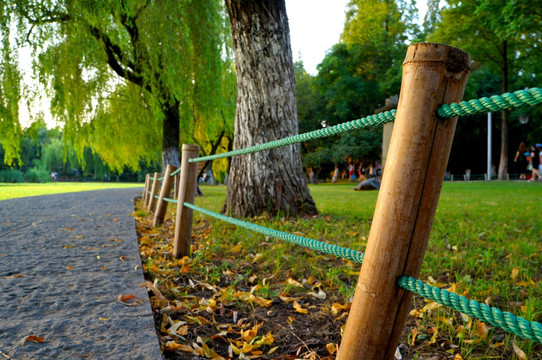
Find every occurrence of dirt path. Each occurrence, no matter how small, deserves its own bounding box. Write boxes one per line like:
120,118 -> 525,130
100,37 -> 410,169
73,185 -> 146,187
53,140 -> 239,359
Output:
0,188 -> 163,359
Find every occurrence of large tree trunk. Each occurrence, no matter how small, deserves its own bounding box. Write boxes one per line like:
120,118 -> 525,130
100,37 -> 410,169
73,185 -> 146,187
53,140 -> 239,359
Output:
161,100 -> 181,172
224,0 -> 317,218
498,40 -> 508,180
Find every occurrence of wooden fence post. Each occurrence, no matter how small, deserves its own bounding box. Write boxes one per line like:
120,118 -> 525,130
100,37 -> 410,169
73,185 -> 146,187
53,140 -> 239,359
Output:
337,43 -> 470,360
173,144 -> 200,258
153,164 -> 178,227
147,172 -> 160,212
143,173 -> 150,206
173,172 -> 180,200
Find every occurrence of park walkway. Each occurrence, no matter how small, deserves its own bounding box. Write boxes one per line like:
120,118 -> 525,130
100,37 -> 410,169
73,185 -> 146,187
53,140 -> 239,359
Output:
0,188 -> 163,359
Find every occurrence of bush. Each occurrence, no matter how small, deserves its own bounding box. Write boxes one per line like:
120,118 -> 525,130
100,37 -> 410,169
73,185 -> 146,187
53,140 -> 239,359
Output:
24,168 -> 51,183
0,169 -> 24,183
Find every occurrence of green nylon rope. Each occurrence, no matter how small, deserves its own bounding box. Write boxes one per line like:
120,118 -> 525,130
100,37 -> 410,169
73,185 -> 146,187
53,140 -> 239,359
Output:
183,202 -> 365,264
170,167 -> 181,176
179,201 -> 541,343
163,197 -> 177,204
398,276 -> 542,344
189,87 -> 541,163
437,87 -> 542,118
189,110 -> 396,163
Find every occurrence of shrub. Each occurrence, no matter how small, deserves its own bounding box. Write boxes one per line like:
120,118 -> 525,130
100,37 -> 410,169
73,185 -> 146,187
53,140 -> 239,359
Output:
0,169 -> 24,183
24,168 -> 51,183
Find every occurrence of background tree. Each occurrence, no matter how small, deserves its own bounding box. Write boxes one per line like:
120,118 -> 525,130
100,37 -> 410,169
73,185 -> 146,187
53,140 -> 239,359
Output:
223,0 -> 317,217
2,0 -> 229,172
429,0 -> 542,179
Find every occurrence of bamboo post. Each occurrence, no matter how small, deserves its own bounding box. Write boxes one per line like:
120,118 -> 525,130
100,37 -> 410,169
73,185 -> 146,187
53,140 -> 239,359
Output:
173,144 -> 200,258
143,173 -> 150,206
153,165 -> 178,227
147,172 -> 160,212
337,43 -> 470,360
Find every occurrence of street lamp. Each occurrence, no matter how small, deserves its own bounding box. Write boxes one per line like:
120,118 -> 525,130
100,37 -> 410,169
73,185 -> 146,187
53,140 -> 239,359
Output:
519,114 -> 529,141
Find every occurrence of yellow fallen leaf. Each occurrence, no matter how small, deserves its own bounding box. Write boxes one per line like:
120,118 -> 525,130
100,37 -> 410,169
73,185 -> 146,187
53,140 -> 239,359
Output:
453,354 -> 463,360
427,327 -> 438,345
410,327 -> 418,346
473,321 -> 488,341
165,341 -> 196,354
420,301 -> 441,313
511,267 -> 519,280
331,302 -> 350,315
325,343 -> 337,355
268,346 -> 279,355
286,278 -> 304,287
279,294 -> 302,303
99,317 -> 110,321
293,301 -> 308,314
512,341 -> 527,360
254,332 -> 274,346
241,323 -> 261,342
287,316 -> 295,324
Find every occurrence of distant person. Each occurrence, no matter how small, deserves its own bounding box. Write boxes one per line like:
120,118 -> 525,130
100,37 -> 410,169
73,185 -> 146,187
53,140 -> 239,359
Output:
530,145 -> 541,182
514,142 -> 529,180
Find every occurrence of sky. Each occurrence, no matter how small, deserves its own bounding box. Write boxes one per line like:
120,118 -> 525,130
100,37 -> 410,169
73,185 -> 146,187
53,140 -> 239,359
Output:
286,0 -> 428,75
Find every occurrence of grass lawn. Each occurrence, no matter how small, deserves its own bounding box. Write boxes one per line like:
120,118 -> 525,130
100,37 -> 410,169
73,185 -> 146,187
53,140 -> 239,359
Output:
136,181 -> 542,360
0,182 -> 143,201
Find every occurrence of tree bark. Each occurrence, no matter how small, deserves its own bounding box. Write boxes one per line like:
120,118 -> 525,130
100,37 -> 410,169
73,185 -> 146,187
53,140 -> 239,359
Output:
223,0 -> 317,218
498,40 -> 508,180
161,100 -> 181,171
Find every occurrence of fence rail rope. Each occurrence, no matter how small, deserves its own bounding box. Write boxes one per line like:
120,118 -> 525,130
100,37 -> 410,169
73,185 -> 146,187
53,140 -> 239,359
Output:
398,276 -> 542,343
189,87 -> 541,164
184,202 -> 365,264
437,87 -> 542,118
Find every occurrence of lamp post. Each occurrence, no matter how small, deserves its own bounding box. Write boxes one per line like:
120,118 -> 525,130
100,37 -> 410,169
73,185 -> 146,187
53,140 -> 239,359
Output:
519,114 -> 529,142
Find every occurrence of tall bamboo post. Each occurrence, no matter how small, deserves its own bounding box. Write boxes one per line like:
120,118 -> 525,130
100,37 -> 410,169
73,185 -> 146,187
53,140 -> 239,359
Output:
153,164 -> 178,227
173,144 -> 200,258
147,172 -> 160,212
337,43 -> 470,360
143,173 -> 150,206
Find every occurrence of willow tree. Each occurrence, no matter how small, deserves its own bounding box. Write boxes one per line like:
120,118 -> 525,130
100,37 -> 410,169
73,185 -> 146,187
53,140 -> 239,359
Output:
223,0 -> 317,217
3,0 -> 227,171
0,8 -> 22,166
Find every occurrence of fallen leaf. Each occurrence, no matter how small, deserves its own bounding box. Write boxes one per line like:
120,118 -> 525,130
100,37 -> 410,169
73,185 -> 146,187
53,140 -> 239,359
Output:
410,328 -> 418,346
63,244 -> 76,248
326,343 -> 337,355
473,321 -> 488,341
118,294 -> 136,302
308,289 -> 326,300
286,278 -> 304,288
453,354 -> 463,360
511,267 -> 519,280
331,302 -> 350,315
66,266 -> 73,270
293,301 -> 308,314
512,341 -> 527,360
25,335 -> 45,343
279,294 -> 302,303
99,317 -> 110,321
165,341 -> 196,354
427,327 -> 438,345
65,227 -> 73,231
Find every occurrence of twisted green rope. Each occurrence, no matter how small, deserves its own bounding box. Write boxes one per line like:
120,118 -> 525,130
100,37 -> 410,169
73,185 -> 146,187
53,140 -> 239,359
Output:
398,276 -> 542,343
183,202 -> 365,264
189,87 -> 541,163
163,197 -> 178,204
438,87 -> 542,118
170,167 -> 181,176
189,110 -> 396,163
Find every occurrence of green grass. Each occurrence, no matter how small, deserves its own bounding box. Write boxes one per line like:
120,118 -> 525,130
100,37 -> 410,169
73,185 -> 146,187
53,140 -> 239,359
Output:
191,181 -> 542,358
0,182 -> 143,201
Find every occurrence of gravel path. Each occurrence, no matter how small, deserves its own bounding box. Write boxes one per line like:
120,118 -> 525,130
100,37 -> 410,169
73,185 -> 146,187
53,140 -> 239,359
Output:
0,188 -> 163,359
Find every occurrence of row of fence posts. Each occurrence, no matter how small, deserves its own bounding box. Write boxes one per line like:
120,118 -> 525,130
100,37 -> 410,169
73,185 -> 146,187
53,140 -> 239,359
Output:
142,144 -> 200,259
141,43 -> 471,360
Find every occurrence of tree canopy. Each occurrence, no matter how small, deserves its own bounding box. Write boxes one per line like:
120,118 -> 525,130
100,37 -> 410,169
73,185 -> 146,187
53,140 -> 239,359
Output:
1,0 -> 234,173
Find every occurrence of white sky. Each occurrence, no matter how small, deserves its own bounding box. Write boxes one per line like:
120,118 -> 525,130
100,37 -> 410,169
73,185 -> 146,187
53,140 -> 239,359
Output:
286,0 -> 429,75
19,1 -> 428,128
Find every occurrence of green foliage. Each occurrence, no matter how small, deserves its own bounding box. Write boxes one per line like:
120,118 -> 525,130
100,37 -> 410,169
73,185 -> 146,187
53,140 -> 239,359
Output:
24,167 -> 50,182
0,10 -> 22,166
3,0 -> 234,172
0,169 -> 24,183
